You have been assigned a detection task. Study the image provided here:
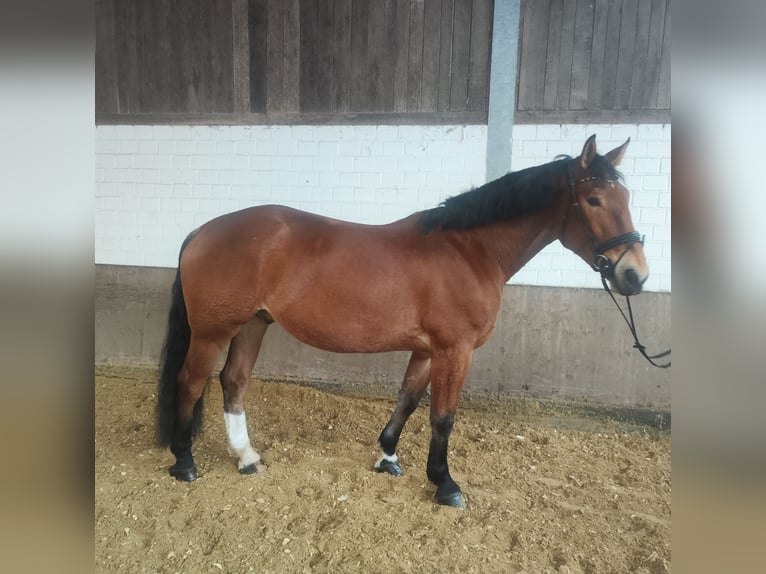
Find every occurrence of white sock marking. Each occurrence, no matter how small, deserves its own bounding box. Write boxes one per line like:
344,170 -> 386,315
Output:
224,412 -> 261,468
375,450 -> 398,468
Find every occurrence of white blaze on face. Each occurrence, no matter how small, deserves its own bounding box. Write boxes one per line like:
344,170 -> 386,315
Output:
224,412 -> 261,468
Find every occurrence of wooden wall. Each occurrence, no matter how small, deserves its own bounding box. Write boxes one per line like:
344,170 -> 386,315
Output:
516,0 -> 671,124
96,0 -> 494,124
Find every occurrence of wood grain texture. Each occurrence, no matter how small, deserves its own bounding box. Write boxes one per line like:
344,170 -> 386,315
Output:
96,0 -> 492,123
517,0 -> 670,123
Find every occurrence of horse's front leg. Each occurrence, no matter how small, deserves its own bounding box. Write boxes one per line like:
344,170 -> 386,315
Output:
426,345 -> 473,509
375,351 -> 431,476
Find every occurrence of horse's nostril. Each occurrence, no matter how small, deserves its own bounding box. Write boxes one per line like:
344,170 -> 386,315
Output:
624,268 -> 642,290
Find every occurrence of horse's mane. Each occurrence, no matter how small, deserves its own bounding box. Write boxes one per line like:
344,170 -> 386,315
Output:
419,154 -> 621,234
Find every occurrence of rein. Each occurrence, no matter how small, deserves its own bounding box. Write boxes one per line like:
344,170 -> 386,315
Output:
568,171 -> 671,369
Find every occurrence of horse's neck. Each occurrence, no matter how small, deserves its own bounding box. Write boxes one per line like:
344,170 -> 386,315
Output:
473,199 -> 568,284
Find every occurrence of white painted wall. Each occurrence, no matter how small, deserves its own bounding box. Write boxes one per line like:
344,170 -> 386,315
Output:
95,125 -> 487,267
95,122 -> 670,291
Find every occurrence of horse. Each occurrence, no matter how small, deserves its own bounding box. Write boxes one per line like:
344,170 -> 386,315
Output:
156,134 -> 648,509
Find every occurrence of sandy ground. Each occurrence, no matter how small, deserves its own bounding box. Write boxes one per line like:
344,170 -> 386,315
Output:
95,366 -> 670,573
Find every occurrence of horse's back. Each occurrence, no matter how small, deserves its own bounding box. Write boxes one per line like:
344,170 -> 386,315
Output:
179,205 -> 432,350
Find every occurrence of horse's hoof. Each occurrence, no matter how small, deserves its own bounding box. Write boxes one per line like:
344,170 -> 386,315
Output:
169,464 -> 197,482
436,490 -> 466,509
374,459 -> 404,477
239,461 -> 267,475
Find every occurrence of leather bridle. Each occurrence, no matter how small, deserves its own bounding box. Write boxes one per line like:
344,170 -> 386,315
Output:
566,169 -> 671,369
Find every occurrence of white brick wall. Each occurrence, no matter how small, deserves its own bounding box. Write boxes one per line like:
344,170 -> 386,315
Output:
509,124 -> 671,292
95,125 -> 487,268
95,122 -> 670,292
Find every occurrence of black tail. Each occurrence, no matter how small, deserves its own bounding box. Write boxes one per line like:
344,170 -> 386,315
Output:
156,233 -> 203,447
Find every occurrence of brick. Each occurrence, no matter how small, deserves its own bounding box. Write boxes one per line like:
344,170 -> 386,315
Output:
153,126 -> 173,140
647,140 -> 671,157
639,207 -> 667,225
236,141 -> 256,155
634,158 -> 661,174
189,155 -> 211,169
216,141 -> 236,155
175,140 -> 195,155
637,124 -> 667,140
609,124 -> 637,142
534,125 -> 561,140
642,175 -> 670,191
632,192 -> 659,208
190,126 -> 212,140
299,140 -> 319,156
339,173 -> 360,187
560,124 -> 589,140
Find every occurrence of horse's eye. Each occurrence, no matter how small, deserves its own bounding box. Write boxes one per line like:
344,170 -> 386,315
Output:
586,197 -> 601,207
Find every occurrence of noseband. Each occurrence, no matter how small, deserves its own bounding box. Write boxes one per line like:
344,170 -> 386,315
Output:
566,170 -> 670,369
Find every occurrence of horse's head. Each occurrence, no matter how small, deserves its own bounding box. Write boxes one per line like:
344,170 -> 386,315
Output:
561,135 -> 649,296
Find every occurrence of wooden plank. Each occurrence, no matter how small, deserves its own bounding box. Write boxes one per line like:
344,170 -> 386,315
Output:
393,0 -> 410,112
333,0 -> 352,112
283,0 -> 301,113
299,0 -> 318,112
629,0 -> 652,109
513,108 -> 671,125
380,0 -> 398,112
178,2 -> 200,112
420,0 -> 441,111
175,0 -> 212,112
570,0 -> 595,110
449,0 -> 472,111
366,0 -> 385,111
517,0 -> 550,111
614,0 -> 638,109
656,0 -> 670,109
135,0 -> 175,112
437,0 -> 455,112
112,0 -> 139,113
542,0 -> 562,111
250,0 -> 268,113
555,0 -> 576,111
467,0 -> 491,112
638,0 -> 667,110
97,110 -> 490,126
233,0 -> 251,113
406,0 -> 425,112
316,0 -> 335,112
350,0 -> 369,111
266,0 -> 285,113
586,0 -> 610,110
95,0 -> 118,114
600,0 -> 622,109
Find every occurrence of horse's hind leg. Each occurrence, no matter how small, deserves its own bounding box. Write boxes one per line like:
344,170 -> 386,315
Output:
170,336 -> 226,481
219,313 -> 271,474
374,351 -> 431,476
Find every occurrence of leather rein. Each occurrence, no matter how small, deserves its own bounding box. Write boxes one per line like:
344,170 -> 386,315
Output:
568,171 -> 671,369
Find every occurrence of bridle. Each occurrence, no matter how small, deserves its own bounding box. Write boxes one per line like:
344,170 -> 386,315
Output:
566,169 -> 671,369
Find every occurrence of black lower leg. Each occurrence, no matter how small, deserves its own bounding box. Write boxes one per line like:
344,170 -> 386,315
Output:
169,420 -> 197,481
375,390 -> 422,476
427,413 -> 463,508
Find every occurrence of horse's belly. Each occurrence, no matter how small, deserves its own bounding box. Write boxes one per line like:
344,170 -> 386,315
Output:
268,304 -> 427,354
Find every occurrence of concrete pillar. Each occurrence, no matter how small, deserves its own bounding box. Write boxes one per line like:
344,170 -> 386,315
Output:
486,0 -> 521,181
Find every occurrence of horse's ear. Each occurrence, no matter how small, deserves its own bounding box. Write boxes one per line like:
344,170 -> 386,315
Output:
579,134 -> 598,169
604,138 -> 630,166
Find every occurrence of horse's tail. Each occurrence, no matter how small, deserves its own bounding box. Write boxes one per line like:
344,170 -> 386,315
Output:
156,232 -> 201,447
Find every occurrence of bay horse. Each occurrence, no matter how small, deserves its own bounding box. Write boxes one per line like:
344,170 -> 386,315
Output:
157,135 -> 648,508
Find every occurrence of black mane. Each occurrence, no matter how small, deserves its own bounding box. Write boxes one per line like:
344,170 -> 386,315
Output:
419,154 -> 621,234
